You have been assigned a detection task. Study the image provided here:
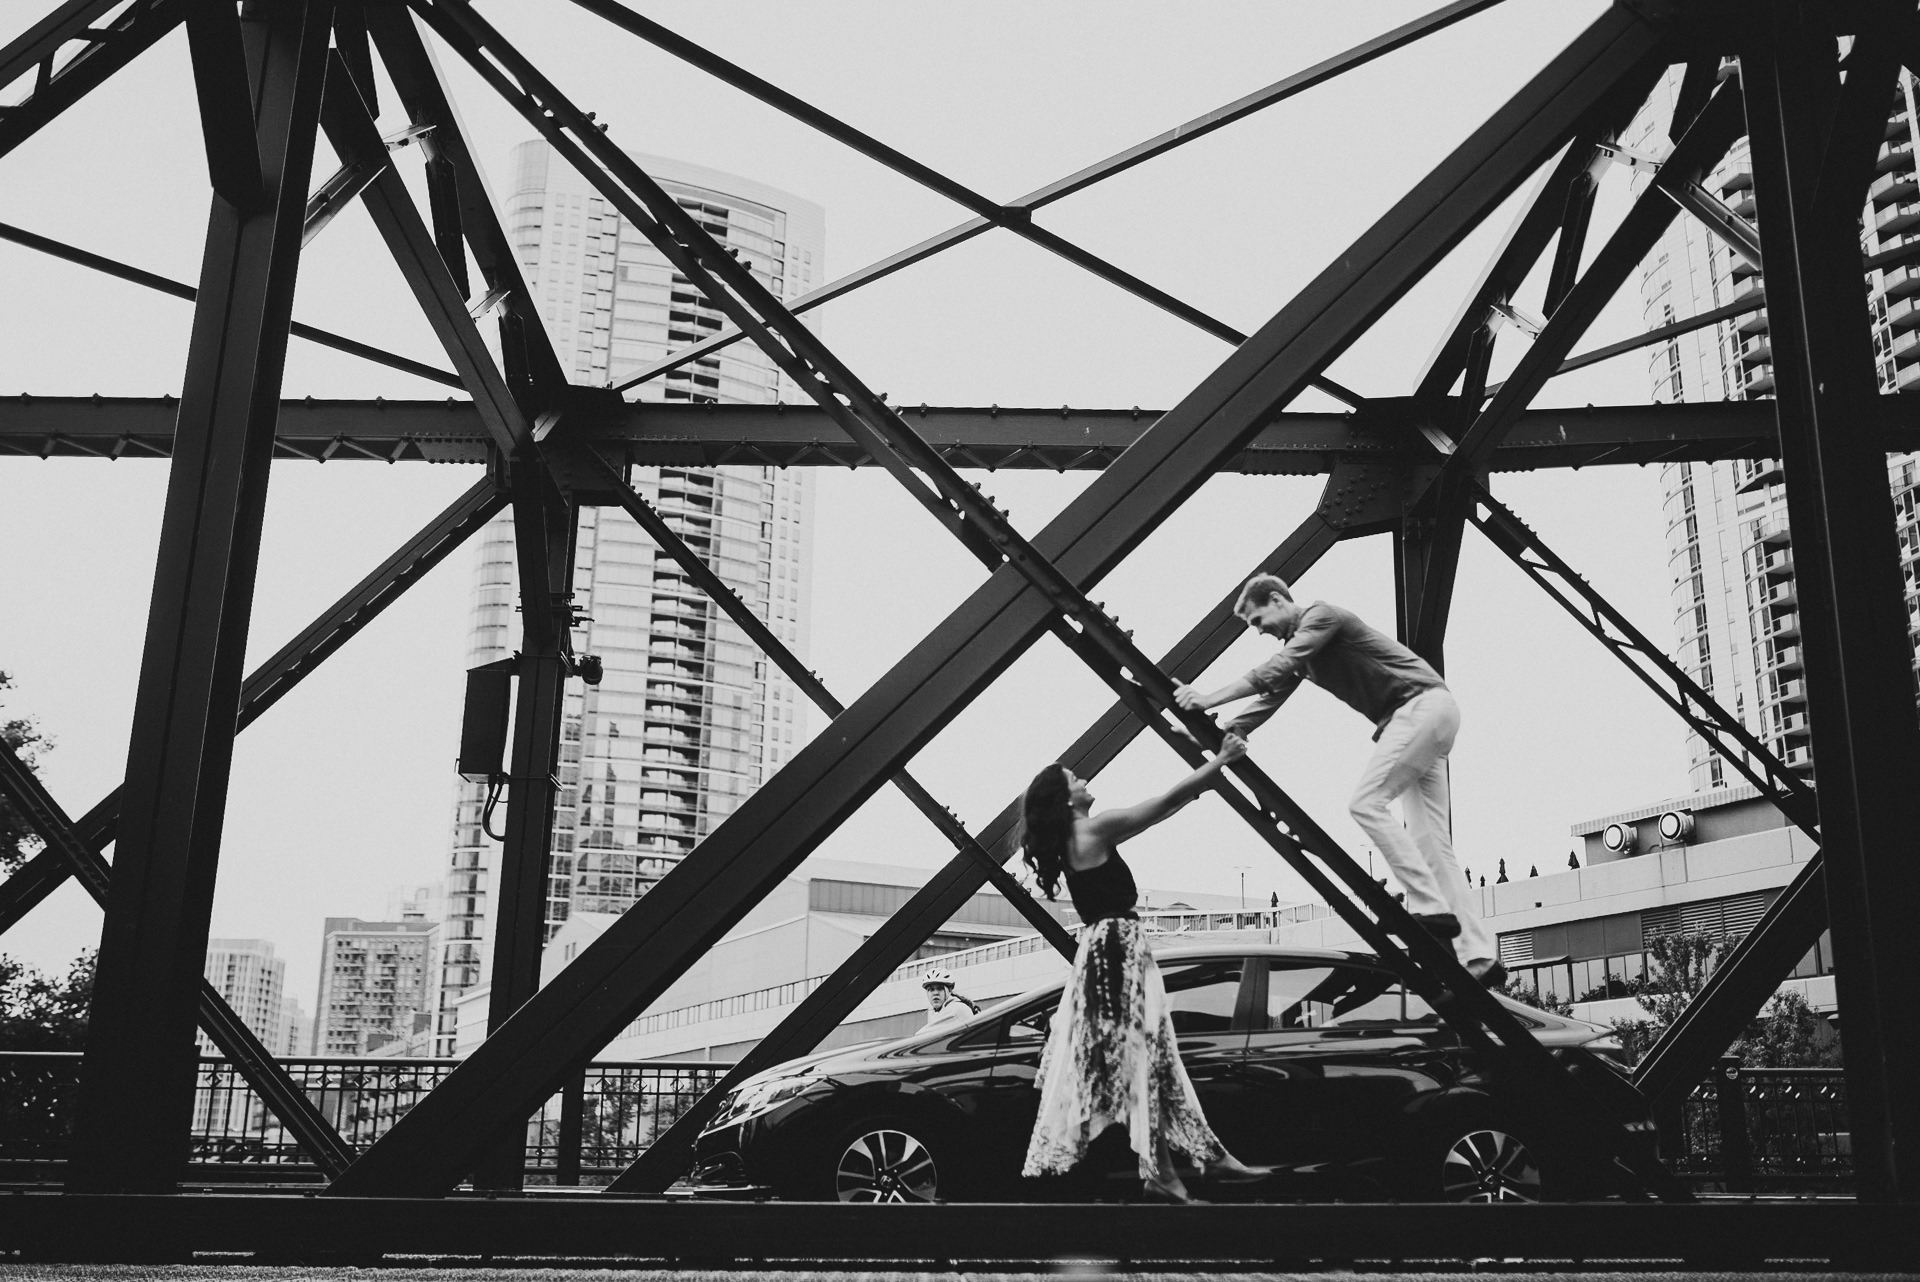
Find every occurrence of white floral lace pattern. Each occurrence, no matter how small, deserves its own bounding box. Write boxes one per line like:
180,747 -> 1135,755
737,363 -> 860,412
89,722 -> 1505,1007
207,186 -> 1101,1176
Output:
1021,916 -> 1234,1179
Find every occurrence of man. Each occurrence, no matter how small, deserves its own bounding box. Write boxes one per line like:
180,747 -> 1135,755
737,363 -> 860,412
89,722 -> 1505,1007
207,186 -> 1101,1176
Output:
1173,575 -> 1503,987
922,968 -> 980,1028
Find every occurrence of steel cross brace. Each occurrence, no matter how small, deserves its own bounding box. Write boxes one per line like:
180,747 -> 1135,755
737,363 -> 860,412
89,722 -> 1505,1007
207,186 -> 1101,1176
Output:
422,0 -> 1581,1077
0,0 -> 182,162
1466,484 -> 1818,834
327,1 -> 1673,1196
609,467 -> 1399,1192
608,0 -> 1510,397
1398,80 -> 1748,661
0,478 -> 505,933
362,4 -> 568,405
318,54 -> 530,455
559,0 -> 1371,409
0,742 -> 355,1177
0,219 -> 464,388
473,0 -> 1684,1191
1462,483 -> 1840,1108
567,447 -> 1077,957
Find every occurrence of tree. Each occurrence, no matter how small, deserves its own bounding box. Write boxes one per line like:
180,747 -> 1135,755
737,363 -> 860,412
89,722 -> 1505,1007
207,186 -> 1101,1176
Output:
1740,988 -> 1842,1068
1608,929 -> 1840,1068
0,949 -> 95,1050
1,670 -> 55,875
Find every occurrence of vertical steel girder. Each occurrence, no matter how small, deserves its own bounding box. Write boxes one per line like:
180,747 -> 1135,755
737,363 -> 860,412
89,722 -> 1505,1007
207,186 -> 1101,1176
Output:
0,479 -> 505,935
472,461 -> 577,1190
0,743 -> 355,1176
603,0 -> 1513,397
328,5 -> 1670,1196
364,4 -> 569,403
68,0 -> 333,1192
0,0 -> 183,162
1740,1 -> 1920,1203
1634,5 -> 1920,1112
610,475 -> 1382,1193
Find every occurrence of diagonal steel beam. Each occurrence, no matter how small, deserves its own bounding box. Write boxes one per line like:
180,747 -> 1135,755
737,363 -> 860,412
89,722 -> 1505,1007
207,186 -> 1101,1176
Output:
0,741 -> 355,1177
476,22 -> 1614,1130
566,0 -> 1382,406
0,477 -> 506,927
0,0 -> 182,162
365,4 -> 568,403
609,471 -> 1385,1193
1440,82 -> 1749,480
185,0 -> 264,211
611,0 -> 1510,397
0,844 -> 69,937
328,3 -> 1671,1196
410,13 -> 1543,1097
1398,82 -> 1749,663
1468,484 -> 1817,834
1414,135 -> 1608,406
318,54 -> 528,454
70,0 -> 334,1193
0,220 -> 464,388
573,446 -> 1076,957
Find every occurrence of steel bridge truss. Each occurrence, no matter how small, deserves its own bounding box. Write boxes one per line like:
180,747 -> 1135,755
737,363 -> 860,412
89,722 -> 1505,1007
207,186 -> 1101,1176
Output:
2,0 -> 1918,1259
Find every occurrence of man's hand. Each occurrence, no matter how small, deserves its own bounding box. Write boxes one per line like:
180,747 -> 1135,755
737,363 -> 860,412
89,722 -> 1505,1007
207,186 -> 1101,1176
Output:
1173,683 -> 1206,712
1216,732 -> 1248,766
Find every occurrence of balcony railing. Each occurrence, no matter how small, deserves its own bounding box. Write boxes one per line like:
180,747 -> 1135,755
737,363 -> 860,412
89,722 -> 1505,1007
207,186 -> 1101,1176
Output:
0,1053 -> 733,1186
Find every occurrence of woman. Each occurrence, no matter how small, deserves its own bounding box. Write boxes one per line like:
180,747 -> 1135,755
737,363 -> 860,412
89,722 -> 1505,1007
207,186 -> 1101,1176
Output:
1019,735 -> 1258,1202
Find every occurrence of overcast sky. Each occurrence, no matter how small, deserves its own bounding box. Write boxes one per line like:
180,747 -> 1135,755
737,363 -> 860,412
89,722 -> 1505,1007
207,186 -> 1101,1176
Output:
0,0 -> 1696,1011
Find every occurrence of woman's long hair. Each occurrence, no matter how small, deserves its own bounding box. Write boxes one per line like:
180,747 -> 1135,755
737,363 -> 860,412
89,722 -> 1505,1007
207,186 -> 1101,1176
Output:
1020,762 -> 1074,900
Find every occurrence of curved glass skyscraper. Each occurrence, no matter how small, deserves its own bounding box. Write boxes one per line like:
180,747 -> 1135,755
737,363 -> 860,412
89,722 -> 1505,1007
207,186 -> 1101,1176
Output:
436,145 -> 825,1052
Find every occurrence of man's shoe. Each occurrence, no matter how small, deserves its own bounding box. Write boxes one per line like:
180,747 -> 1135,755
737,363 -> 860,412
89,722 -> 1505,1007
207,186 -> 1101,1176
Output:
1406,912 -> 1461,940
1468,959 -> 1507,989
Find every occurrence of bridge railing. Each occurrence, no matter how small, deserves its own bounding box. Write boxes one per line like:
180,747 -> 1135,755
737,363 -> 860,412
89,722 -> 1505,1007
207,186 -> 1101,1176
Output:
0,1050 -> 1851,1192
1664,1058 -> 1852,1195
0,1051 -> 733,1184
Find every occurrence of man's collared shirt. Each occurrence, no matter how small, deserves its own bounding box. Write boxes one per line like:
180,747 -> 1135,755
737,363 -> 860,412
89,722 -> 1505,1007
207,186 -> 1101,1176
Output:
1227,601 -> 1445,739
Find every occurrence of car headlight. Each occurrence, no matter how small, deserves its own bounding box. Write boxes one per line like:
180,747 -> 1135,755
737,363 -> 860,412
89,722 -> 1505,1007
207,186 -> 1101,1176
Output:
707,1074 -> 814,1130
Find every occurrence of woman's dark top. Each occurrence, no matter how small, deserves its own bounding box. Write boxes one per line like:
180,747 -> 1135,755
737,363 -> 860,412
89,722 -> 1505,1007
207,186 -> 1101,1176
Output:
1066,847 -> 1138,923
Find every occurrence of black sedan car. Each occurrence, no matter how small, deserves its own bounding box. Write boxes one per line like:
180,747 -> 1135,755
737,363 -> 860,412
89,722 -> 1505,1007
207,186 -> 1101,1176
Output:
691,945 -> 1650,1203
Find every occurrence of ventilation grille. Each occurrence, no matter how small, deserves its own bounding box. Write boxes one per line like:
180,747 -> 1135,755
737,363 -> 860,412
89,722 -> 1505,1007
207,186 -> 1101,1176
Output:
1641,889 -> 1773,941
1498,933 -> 1534,966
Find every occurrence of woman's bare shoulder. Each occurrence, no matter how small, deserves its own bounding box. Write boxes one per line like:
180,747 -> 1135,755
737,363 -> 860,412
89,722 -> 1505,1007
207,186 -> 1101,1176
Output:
1065,827 -> 1113,873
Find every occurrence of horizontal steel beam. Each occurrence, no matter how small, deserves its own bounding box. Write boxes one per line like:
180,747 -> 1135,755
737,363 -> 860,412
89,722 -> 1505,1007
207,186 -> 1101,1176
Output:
9,395 -> 1919,470
5,1192 -> 1914,1267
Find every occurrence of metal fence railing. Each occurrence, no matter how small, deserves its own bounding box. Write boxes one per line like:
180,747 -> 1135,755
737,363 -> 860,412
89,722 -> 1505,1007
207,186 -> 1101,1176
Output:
1,1050 -> 1850,1192
1666,1059 -> 1851,1195
0,1051 -> 734,1185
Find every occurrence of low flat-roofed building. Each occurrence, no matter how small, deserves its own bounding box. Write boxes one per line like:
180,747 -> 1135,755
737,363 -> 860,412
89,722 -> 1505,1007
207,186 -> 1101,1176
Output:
1264,782 -> 1828,1028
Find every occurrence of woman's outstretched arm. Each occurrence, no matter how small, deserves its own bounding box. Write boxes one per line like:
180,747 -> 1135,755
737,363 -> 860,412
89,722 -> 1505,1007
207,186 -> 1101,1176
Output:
1084,734 -> 1246,846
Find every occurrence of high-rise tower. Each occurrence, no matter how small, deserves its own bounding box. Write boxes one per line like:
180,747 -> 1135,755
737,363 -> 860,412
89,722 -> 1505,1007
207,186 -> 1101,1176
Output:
1630,65 -> 1920,791
435,147 -> 825,1053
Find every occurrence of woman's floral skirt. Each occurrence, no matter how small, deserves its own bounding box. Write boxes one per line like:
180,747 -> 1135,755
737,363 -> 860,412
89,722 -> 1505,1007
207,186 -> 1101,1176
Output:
1022,915 -> 1234,1179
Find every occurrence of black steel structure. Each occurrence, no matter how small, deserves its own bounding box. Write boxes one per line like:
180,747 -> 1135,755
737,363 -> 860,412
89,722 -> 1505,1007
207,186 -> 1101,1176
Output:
4,0 -> 1919,1260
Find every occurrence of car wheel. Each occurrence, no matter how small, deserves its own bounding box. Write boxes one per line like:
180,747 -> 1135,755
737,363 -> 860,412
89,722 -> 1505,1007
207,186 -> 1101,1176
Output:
1402,1117 -> 1545,1203
829,1119 -> 943,1203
